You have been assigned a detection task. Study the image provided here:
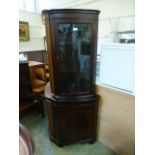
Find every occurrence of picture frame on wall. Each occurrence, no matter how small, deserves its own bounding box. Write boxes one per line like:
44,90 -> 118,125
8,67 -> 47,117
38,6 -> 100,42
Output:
19,21 -> 30,41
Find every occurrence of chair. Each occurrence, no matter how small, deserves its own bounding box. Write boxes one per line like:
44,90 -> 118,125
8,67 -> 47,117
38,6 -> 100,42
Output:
29,62 -> 47,118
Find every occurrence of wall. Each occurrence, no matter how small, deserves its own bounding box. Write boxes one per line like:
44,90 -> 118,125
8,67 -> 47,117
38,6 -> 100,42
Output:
19,11 -> 45,52
96,85 -> 135,155
53,0 -> 135,44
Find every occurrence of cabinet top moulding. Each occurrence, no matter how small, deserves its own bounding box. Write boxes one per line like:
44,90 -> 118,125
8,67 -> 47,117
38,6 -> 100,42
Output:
42,9 -> 100,20
42,9 -> 100,14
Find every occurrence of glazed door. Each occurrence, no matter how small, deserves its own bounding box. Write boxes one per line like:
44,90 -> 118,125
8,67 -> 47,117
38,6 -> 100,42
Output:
53,19 -> 97,95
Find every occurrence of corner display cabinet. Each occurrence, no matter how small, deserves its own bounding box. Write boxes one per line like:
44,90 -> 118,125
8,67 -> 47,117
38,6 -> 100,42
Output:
43,9 -> 100,147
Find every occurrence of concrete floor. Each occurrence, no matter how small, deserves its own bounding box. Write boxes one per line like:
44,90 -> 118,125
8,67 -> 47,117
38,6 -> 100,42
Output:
20,109 -> 118,155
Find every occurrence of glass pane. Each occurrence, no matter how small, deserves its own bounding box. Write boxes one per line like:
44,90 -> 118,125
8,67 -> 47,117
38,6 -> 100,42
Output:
58,23 -> 91,93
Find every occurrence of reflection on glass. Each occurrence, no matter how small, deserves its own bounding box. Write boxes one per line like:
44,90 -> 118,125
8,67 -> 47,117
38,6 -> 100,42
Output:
58,23 -> 91,93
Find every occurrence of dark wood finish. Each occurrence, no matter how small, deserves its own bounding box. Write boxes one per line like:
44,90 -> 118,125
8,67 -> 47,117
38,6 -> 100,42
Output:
19,60 -> 34,99
19,60 -> 37,118
43,9 -> 100,146
45,82 -> 98,146
19,60 -> 45,118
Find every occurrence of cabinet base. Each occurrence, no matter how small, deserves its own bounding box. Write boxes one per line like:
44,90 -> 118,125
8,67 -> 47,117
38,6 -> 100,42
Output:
49,132 -> 96,147
46,94 -> 98,147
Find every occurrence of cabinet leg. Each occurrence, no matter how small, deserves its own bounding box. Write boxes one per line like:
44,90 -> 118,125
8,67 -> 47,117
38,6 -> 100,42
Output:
56,142 -> 64,148
89,139 -> 96,144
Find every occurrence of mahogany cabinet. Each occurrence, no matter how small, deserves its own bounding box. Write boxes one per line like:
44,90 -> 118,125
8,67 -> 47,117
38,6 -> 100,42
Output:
43,9 -> 100,147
